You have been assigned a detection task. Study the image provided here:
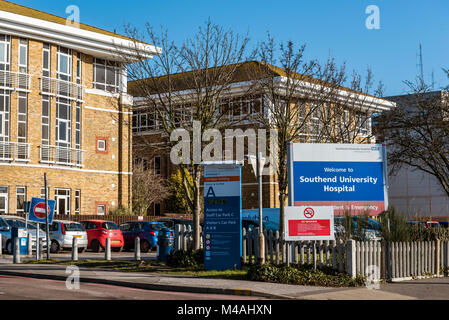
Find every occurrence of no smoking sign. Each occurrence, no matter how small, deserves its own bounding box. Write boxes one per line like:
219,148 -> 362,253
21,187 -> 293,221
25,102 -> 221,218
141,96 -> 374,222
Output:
304,207 -> 315,219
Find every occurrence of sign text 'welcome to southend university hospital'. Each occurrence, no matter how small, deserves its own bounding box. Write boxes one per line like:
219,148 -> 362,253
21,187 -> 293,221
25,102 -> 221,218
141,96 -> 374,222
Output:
287,143 -> 388,215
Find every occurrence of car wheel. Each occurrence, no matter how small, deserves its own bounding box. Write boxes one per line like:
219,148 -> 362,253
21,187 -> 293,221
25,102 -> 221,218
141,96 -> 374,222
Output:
91,240 -> 102,253
140,240 -> 150,253
50,240 -> 60,254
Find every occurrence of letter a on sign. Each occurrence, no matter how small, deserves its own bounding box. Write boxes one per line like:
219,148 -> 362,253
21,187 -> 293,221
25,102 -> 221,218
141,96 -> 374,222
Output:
206,187 -> 216,198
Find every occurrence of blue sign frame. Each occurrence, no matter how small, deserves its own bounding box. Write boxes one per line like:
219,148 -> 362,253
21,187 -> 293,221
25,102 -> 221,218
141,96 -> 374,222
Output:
28,197 -> 56,224
202,163 -> 242,271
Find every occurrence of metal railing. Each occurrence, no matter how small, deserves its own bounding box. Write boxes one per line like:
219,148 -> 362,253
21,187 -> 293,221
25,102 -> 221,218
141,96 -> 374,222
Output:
0,70 -> 31,91
39,145 -> 84,167
39,76 -> 84,101
0,142 -> 31,161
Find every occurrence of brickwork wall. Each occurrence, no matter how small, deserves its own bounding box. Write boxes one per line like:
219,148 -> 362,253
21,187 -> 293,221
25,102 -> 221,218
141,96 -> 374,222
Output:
0,35 -> 131,215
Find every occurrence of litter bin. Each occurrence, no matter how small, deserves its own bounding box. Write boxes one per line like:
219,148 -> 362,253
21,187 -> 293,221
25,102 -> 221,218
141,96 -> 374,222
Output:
11,227 -> 28,255
157,230 -> 174,263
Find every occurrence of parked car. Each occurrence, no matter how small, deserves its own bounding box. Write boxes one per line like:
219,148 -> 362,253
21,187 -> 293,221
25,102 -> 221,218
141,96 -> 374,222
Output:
438,221 -> 449,228
156,218 -> 193,229
241,219 -> 279,232
334,217 -> 382,241
49,220 -> 88,253
0,216 -> 48,254
119,221 -> 173,253
407,221 -> 441,229
80,220 -> 124,252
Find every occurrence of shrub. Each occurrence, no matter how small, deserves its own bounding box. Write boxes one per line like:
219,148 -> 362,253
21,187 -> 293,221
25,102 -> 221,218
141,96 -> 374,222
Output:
247,263 -> 365,287
167,249 -> 204,268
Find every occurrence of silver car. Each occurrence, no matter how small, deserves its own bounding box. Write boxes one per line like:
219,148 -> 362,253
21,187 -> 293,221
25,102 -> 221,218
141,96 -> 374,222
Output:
0,216 -> 48,254
49,220 -> 88,253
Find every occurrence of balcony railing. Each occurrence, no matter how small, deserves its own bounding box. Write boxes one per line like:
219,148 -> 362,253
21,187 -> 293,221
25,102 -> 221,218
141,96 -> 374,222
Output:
0,142 -> 31,161
39,145 -> 84,167
40,77 -> 84,101
0,70 -> 31,91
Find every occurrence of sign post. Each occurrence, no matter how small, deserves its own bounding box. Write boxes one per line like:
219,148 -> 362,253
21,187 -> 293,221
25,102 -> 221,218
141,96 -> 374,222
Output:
28,196 -> 55,260
248,152 -> 266,265
201,161 -> 242,271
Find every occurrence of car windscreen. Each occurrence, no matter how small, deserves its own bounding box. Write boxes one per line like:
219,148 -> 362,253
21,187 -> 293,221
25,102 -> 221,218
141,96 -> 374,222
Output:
148,223 -> 163,231
64,223 -> 85,232
102,222 -> 118,230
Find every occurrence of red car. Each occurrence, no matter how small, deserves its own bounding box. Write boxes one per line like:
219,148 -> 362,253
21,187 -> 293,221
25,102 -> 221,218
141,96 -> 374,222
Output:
80,220 -> 124,252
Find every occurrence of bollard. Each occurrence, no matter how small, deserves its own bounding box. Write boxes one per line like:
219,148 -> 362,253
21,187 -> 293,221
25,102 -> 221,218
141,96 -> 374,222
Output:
0,234 -> 2,256
38,238 -> 43,260
13,237 -> 20,264
72,237 -> 78,261
135,237 -> 141,261
27,232 -> 32,257
105,238 -> 111,261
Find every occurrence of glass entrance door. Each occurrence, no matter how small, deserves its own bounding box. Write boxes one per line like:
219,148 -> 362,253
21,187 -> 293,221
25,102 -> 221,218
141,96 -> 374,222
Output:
55,189 -> 70,216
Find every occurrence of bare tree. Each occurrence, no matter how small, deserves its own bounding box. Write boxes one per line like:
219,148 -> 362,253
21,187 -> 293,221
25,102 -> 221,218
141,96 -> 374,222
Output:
377,73 -> 449,197
122,20 -> 250,249
248,34 -> 386,235
132,162 -> 168,216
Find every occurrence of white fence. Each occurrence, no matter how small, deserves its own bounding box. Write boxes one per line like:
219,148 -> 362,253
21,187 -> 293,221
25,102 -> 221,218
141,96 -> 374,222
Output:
173,224 -> 449,282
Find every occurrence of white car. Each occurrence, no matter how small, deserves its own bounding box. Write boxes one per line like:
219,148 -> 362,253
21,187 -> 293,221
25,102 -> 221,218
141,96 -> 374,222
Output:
49,220 -> 88,253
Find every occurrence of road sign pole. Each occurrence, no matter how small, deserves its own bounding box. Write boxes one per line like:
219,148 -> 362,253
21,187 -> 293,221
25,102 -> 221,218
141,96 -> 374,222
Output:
44,173 -> 50,260
36,222 -> 39,260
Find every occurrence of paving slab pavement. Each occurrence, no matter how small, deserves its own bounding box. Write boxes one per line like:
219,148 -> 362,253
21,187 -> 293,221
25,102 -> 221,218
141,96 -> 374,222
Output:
0,263 -> 425,300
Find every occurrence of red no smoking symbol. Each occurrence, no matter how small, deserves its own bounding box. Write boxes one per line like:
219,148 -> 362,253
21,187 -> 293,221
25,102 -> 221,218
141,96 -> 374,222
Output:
304,207 -> 315,219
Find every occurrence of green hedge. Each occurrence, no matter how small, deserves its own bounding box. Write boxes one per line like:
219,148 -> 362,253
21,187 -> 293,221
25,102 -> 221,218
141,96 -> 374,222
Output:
247,263 -> 366,287
167,249 -> 204,268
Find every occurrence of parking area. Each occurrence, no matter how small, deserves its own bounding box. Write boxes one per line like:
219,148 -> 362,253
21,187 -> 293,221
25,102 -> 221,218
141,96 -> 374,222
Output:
0,249 -> 157,263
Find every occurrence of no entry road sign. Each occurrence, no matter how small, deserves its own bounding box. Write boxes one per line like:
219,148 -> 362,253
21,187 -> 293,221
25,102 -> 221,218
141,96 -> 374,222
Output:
28,197 -> 55,224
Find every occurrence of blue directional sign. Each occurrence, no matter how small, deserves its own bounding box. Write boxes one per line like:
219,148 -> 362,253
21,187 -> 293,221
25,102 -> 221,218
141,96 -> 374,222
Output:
202,163 -> 242,271
28,197 -> 56,224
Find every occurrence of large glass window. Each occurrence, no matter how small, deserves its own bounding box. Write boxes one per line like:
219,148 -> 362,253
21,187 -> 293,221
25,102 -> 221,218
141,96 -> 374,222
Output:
42,43 -> 50,77
17,92 -> 27,144
0,35 -> 10,72
55,188 -> 70,216
16,187 -> 26,214
57,47 -> 72,82
93,58 -> 120,93
75,190 -> 81,215
18,38 -> 27,74
0,90 -> 10,143
0,186 -> 8,214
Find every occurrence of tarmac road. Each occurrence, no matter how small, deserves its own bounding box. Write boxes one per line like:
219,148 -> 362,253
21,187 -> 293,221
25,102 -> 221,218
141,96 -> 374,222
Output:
0,274 -> 265,300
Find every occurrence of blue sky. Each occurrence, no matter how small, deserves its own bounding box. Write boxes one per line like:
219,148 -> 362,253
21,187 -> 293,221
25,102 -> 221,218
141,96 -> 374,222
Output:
11,0 -> 449,96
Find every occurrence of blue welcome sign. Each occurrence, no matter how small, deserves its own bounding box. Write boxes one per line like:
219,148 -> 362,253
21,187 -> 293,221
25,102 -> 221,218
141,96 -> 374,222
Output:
202,162 -> 242,271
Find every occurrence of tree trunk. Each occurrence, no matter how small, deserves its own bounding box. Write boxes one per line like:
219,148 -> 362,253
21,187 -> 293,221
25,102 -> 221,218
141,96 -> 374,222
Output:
193,165 -> 202,250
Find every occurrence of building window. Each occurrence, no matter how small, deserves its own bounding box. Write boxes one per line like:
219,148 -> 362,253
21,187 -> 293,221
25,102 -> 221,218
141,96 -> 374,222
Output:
0,186 -> 8,214
75,102 -> 82,164
93,58 -> 120,93
57,47 -> 72,82
356,112 -> 370,136
154,156 -> 161,175
17,92 -> 27,144
18,38 -> 27,74
55,188 -> 70,216
0,35 -> 11,72
56,98 -> 71,148
76,52 -> 82,85
95,202 -> 108,216
41,95 -> 50,147
40,187 -> 49,198
96,137 -> 108,153
16,187 -> 26,214
75,190 -> 81,215
0,90 -> 10,145
42,43 -> 50,77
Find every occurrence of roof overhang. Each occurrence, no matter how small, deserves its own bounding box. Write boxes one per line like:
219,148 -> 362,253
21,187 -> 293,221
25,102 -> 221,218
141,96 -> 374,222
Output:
0,10 -> 161,62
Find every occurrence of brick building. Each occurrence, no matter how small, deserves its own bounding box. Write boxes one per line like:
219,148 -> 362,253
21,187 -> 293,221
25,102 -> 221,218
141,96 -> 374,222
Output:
0,1 -> 158,215
130,62 -> 395,215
